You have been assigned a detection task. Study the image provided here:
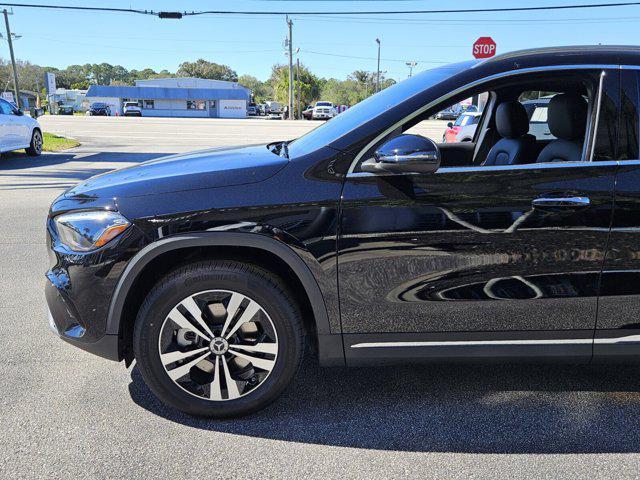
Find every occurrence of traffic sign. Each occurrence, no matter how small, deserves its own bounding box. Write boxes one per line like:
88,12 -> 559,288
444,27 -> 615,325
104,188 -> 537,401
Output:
473,37 -> 496,59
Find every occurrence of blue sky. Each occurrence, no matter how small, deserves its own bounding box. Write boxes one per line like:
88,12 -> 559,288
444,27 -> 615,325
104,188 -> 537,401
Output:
5,0 -> 640,81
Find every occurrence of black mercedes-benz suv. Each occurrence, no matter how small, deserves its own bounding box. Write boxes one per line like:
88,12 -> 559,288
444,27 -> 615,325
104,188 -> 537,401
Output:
46,46 -> 640,417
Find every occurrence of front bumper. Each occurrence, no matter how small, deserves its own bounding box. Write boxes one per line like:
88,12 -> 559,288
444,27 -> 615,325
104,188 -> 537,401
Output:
46,272 -> 122,361
45,204 -> 148,362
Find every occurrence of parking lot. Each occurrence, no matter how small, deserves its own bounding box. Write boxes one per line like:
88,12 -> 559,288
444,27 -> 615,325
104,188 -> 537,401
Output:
3,116 -> 640,479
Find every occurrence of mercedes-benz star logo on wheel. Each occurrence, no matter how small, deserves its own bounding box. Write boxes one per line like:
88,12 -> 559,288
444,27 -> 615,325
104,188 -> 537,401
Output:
210,337 -> 229,355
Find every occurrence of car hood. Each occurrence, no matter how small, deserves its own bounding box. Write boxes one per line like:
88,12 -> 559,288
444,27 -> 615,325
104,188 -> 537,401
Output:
65,145 -> 289,199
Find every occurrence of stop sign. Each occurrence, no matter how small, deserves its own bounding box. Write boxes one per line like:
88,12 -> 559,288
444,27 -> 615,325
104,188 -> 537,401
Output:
473,37 -> 496,59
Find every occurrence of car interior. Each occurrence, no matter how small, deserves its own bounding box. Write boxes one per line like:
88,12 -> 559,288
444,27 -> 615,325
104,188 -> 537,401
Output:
389,71 -> 602,171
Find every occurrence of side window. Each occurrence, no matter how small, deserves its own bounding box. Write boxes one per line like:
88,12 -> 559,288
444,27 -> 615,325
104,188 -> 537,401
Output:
0,100 -> 13,115
619,71 -> 639,160
404,92 -> 489,144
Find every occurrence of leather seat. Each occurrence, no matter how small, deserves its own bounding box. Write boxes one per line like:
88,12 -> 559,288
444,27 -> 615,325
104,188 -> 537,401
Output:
483,101 -> 536,166
536,93 -> 587,163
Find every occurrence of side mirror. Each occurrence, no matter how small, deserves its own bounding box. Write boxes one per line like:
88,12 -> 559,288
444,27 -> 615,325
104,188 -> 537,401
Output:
447,122 -> 454,128
361,134 -> 441,175
14,109 -> 23,116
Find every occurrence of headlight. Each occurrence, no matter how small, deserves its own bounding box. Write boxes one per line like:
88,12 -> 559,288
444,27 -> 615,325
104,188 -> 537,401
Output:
53,210 -> 131,252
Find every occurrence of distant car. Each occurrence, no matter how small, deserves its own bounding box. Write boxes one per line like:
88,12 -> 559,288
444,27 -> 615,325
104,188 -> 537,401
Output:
123,102 -> 142,117
435,107 -> 459,120
89,103 -> 111,116
312,101 -> 337,120
265,101 -> 282,115
0,98 -> 43,156
58,105 -> 74,115
302,106 -> 314,120
247,104 -> 258,116
257,104 -> 267,116
443,111 -> 482,143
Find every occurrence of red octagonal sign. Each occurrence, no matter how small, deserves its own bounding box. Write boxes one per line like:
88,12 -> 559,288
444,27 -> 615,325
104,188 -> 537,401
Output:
473,37 -> 496,59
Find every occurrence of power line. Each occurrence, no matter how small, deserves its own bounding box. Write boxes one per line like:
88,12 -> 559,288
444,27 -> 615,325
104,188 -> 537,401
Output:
174,2 -> 640,15
2,2 -> 640,16
293,13 -> 640,24
0,3 -> 152,15
301,48 -> 449,64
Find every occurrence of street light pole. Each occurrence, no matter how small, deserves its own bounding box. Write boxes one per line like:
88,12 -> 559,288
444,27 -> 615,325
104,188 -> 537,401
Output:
3,9 -> 20,109
287,16 -> 294,120
375,38 -> 381,93
405,61 -> 417,78
296,57 -> 301,119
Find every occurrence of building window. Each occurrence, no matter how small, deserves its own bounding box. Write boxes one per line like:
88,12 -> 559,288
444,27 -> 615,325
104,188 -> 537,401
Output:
143,100 -> 155,109
187,100 -> 206,110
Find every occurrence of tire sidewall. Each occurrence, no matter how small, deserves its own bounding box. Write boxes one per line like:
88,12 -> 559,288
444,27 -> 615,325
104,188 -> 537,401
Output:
134,263 -> 302,417
28,129 -> 42,156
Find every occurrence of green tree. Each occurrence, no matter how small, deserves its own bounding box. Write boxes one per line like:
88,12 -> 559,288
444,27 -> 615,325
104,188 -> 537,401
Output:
238,74 -> 271,103
269,63 -> 320,108
319,70 -> 396,106
177,59 -> 237,82
70,80 -> 90,90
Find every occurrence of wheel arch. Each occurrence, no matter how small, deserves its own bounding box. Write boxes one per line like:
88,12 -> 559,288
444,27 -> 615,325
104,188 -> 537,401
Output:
107,232 -> 343,366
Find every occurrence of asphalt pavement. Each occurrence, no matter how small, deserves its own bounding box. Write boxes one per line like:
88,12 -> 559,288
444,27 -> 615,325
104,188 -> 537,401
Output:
2,116 -> 640,479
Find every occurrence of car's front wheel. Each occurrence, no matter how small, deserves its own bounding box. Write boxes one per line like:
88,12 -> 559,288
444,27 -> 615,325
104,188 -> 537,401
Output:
133,260 -> 305,417
26,129 -> 42,156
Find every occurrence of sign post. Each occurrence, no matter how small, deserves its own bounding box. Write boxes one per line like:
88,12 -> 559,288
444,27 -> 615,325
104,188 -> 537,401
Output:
44,72 -> 56,115
473,37 -> 497,59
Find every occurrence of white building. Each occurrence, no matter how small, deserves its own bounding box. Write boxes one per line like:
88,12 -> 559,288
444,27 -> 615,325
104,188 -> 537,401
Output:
85,77 -> 251,118
53,88 -> 88,111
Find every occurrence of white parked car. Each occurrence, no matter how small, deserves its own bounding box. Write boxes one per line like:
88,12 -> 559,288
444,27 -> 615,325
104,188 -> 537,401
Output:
443,111 -> 482,143
312,101 -> 337,120
123,101 -> 142,117
0,99 -> 42,155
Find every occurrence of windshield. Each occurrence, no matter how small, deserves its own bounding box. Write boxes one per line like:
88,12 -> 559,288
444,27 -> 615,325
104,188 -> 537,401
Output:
289,60 -> 475,157
316,102 -> 332,107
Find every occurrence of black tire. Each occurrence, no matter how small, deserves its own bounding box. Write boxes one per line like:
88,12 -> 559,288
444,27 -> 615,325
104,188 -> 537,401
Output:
133,260 -> 305,417
26,129 -> 42,156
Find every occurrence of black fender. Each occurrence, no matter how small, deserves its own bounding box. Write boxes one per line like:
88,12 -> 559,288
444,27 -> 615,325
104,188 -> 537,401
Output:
105,232 -> 345,366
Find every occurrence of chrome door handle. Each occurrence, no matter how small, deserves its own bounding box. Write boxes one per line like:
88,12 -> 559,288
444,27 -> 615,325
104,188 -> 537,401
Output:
532,197 -> 591,209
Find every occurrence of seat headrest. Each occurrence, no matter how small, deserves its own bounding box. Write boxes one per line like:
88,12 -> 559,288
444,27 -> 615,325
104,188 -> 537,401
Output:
547,93 -> 587,140
495,101 -> 529,139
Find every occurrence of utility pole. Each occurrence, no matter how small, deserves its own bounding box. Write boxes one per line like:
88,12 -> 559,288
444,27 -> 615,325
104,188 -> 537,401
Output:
296,57 -> 301,119
3,9 -> 19,109
405,61 -> 417,78
287,16 -> 294,120
375,38 -> 381,93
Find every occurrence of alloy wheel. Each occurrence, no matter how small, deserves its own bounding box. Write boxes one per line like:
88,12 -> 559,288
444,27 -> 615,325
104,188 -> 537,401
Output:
33,131 -> 42,153
157,290 -> 278,402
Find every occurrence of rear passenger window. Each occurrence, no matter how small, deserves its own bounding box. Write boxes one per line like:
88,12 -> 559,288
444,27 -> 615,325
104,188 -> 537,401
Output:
619,71 -> 639,160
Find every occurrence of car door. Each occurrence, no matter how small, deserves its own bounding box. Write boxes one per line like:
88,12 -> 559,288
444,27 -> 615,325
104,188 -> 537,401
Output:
11,105 -> 31,146
337,69 -> 619,364
0,99 -> 16,150
595,68 -> 640,359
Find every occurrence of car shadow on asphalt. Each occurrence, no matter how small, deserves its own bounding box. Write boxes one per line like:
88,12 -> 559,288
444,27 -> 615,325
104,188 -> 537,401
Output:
0,151 -> 172,190
128,358 -> 640,454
